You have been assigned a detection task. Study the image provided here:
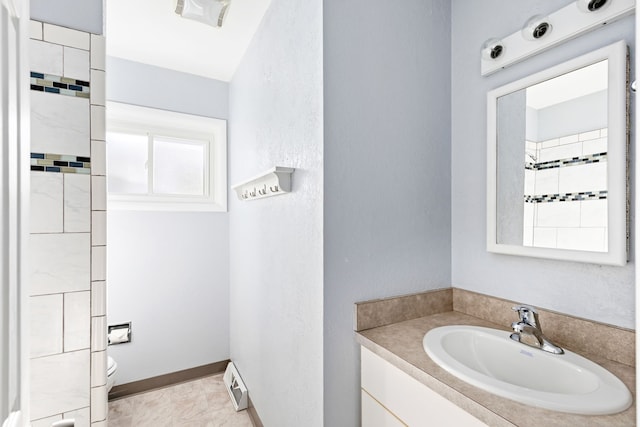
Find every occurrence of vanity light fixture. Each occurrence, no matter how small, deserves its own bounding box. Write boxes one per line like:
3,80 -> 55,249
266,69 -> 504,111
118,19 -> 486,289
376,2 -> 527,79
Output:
577,0 -> 611,13
480,0 -> 634,76
482,38 -> 505,60
521,15 -> 552,41
175,0 -> 231,28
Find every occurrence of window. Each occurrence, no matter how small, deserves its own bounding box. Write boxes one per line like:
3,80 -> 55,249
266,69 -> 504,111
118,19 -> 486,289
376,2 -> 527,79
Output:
106,102 -> 227,211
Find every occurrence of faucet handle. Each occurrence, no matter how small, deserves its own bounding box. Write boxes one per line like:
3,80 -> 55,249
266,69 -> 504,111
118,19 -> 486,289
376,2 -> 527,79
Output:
512,305 -> 537,313
512,305 -> 540,327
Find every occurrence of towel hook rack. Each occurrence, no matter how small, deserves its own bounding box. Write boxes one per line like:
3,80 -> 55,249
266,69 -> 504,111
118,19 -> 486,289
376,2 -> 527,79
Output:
231,166 -> 294,201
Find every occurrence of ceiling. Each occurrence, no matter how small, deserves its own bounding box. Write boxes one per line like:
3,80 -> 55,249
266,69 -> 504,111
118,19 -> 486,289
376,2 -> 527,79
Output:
526,60 -> 608,110
106,0 -> 272,82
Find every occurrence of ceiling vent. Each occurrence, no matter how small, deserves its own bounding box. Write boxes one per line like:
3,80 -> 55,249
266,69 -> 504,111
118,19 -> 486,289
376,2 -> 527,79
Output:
175,0 -> 231,28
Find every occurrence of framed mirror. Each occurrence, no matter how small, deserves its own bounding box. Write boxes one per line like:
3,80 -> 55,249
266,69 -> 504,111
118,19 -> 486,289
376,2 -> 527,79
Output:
487,41 -> 629,265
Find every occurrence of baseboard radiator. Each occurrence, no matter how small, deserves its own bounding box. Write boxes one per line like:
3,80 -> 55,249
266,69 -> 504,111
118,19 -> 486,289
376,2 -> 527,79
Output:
223,362 -> 248,411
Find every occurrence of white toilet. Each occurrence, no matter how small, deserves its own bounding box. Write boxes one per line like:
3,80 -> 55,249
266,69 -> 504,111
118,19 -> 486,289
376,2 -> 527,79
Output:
107,356 -> 118,393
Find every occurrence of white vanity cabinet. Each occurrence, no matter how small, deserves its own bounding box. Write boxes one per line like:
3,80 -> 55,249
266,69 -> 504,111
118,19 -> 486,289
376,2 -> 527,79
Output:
360,347 -> 488,427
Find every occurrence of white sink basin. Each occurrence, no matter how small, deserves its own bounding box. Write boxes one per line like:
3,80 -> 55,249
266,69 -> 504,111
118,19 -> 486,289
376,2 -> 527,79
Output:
423,325 -> 632,415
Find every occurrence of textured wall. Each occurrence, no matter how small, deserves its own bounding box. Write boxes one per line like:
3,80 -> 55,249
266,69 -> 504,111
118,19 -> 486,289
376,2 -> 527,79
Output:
451,0 -> 635,328
228,1 -> 324,426
106,60 -> 231,384
323,1 -> 452,425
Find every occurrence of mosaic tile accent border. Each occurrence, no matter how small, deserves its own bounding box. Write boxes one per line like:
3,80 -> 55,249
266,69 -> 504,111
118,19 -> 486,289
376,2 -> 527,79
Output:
31,153 -> 91,174
524,190 -> 607,204
30,71 -> 90,98
525,152 -> 607,171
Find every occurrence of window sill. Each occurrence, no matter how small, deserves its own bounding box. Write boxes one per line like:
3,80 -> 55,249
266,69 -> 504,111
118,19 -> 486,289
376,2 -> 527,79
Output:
107,199 -> 227,213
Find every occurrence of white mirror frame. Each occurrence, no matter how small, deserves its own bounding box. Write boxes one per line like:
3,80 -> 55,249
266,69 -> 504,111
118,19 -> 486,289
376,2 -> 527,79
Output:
487,40 -> 629,266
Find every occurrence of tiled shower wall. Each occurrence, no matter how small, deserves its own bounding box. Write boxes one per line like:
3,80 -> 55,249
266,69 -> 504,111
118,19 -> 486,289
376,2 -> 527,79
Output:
28,21 -> 108,427
523,128 -> 608,251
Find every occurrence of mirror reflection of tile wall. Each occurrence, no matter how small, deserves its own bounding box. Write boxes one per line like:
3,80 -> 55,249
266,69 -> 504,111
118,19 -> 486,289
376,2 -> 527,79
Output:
523,128 -> 608,252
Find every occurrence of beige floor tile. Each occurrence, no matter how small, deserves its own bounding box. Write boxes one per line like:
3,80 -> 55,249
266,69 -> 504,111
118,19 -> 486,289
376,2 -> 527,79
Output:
172,394 -> 210,422
170,379 -> 205,400
107,397 -> 133,422
106,415 -> 132,427
107,374 -> 252,427
172,421 -> 216,427
205,390 -> 232,409
130,411 -> 174,427
130,386 -> 172,406
199,374 -> 225,392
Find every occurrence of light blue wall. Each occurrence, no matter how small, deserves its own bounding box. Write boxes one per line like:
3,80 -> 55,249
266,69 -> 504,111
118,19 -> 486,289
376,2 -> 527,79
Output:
228,1 -> 324,426
451,0 -> 635,328
31,0 -> 103,34
323,1 -> 452,425
107,57 -> 229,119
106,59 -> 231,384
106,212 -> 230,384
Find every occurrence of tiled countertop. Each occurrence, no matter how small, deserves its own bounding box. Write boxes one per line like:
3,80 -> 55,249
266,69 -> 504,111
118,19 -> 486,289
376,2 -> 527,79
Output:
356,309 -> 636,427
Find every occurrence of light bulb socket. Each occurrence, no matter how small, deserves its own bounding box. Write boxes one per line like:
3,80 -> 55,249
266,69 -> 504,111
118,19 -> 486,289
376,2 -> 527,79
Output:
577,0 -> 610,12
521,15 -> 553,41
482,38 -> 505,60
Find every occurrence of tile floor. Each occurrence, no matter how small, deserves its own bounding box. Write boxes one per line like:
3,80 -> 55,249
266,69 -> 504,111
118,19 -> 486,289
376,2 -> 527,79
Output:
107,373 -> 253,427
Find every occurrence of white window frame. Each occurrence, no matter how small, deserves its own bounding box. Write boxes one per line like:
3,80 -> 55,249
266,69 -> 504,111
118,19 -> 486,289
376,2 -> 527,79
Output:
106,101 -> 227,212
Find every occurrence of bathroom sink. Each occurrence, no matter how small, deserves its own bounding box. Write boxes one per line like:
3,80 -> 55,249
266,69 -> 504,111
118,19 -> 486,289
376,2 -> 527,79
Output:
423,325 -> 632,415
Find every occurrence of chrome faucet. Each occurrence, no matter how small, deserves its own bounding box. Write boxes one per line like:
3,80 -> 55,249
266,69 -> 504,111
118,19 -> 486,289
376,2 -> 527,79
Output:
509,305 -> 564,354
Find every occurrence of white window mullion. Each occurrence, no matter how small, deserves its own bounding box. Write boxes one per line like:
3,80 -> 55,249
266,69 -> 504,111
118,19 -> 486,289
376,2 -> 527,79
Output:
203,139 -> 211,197
147,132 -> 154,195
